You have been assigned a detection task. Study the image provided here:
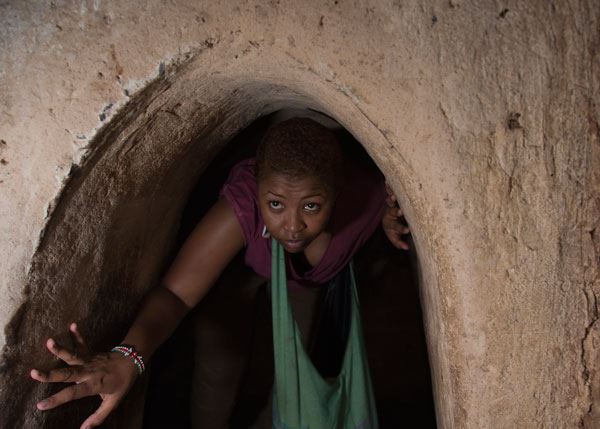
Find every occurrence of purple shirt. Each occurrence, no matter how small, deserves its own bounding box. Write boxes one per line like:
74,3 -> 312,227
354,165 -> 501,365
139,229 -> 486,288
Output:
220,158 -> 386,288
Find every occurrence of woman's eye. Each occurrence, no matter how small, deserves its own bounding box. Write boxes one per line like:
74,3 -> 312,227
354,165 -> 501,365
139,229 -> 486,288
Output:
268,201 -> 282,209
304,202 -> 320,212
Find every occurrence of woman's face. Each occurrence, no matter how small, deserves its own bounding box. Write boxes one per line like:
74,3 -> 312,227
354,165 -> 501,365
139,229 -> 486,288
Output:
257,172 -> 336,253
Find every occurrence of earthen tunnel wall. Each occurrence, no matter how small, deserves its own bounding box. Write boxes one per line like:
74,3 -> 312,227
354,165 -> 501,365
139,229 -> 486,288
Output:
0,1 -> 598,427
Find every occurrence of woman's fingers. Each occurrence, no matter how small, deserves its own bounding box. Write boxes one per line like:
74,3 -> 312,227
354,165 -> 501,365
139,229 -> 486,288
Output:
45,338 -> 84,366
30,365 -> 88,384
385,204 -> 404,217
387,231 -> 410,250
36,381 -> 95,410
390,227 -> 411,247
69,322 -> 91,360
396,238 -> 410,250
384,207 -> 409,231
398,224 -> 410,234
30,368 -> 46,382
389,225 -> 410,235
382,204 -> 411,250
80,396 -> 120,429
31,327 -> 131,428
69,323 -> 87,350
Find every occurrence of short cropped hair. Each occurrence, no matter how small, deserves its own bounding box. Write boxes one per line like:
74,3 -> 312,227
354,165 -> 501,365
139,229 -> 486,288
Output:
255,117 -> 343,193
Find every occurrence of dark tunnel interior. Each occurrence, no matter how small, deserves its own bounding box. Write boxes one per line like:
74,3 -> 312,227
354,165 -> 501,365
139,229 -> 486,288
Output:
142,109 -> 437,428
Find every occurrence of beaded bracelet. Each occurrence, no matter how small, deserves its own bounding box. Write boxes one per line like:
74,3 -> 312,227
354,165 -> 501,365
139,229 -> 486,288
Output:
110,344 -> 146,375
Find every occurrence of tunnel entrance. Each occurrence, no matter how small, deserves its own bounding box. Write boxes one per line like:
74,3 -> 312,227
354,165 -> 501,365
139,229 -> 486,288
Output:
4,67 -> 450,429
143,109 -> 437,428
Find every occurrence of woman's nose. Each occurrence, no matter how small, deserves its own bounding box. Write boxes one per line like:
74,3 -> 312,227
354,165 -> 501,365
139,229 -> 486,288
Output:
284,212 -> 306,232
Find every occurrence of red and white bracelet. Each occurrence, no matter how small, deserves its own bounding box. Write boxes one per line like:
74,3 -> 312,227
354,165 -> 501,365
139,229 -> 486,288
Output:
110,344 -> 146,375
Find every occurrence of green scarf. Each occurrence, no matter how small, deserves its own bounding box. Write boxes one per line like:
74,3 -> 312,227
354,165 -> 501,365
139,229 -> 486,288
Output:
270,238 -> 379,429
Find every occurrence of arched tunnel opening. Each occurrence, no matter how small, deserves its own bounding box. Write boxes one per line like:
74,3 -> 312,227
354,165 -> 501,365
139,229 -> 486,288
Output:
2,76 -> 445,429
142,108 -> 437,428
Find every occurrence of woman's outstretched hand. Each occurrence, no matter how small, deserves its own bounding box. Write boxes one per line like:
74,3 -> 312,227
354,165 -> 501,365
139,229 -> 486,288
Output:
30,323 -> 139,429
382,182 -> 411,250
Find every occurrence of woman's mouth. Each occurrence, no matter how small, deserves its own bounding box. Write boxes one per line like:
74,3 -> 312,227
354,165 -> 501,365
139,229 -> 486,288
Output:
283,239 -> 304,251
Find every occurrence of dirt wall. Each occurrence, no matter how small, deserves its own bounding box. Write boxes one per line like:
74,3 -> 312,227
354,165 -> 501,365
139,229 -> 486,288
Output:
0,1 -> 598,427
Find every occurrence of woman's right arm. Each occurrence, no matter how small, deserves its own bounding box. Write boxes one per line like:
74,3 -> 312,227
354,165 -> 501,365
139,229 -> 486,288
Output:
31,197 -> 245,429
120,195 -> 246,360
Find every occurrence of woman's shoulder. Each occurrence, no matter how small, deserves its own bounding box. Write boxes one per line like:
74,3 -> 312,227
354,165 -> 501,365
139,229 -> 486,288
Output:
218,157 -> 262,246
220,158 -> 258,195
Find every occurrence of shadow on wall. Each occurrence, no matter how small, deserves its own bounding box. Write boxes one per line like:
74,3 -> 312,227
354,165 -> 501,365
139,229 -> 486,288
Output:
143,109 -> 437,428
